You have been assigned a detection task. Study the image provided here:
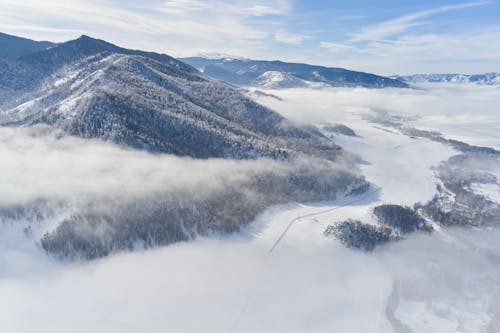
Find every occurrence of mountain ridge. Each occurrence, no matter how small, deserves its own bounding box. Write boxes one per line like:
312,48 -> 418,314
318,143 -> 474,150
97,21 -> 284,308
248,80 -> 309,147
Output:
0,33 -> 342,160
0,32 -> 55,60
180,56 -> 409,89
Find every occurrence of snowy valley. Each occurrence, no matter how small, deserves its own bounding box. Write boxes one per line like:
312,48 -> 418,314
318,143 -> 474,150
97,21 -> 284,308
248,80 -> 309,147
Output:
1,32 -> 500,333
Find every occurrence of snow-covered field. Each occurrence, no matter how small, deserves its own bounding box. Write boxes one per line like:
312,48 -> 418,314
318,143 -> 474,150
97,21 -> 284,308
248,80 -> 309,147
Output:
256,83 -> 500,150
2,198 -> 499,333
2,84 -> 500,332
253,85 -> 462,223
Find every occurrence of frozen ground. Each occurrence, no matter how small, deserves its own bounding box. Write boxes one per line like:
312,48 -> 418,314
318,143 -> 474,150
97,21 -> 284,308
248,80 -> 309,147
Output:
253,85 -> 460,224
2,84 -> 500,332
2,194 -> 500,333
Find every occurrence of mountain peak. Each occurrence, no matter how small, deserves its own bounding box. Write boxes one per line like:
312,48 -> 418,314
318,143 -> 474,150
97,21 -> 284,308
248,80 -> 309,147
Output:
69,34 -> 117,51
78,34 -> 93,40
75,34 -> 109,45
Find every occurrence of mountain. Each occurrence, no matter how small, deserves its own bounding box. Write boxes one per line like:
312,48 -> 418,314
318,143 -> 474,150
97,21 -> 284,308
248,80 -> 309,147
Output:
0,33 -> 364,261
0,32 -> 55,60
394,73 -> 500,85
180,56 -> 409,89
0,34 -> 341,160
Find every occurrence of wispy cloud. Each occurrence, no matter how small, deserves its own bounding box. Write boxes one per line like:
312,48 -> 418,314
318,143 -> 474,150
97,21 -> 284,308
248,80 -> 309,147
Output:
319,41 -> 358,54
275,29 -> 308,45
0,0 -> 293,56
153,0 -> 211,14
318,26 -> 500,75
154,0 -> 289,17
317,1 -> 497,74
350,1 -> 490,42
0,0 -> 497,74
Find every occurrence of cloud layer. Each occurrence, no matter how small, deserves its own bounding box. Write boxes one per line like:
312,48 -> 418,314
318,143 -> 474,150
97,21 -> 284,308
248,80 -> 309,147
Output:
1,218 -> 499,332
254,84 -> 500,149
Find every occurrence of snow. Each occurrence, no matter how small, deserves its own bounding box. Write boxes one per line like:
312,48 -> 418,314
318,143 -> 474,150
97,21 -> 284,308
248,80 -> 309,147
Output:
404,84 -> 500,150
254,71 -> 309,89
253,86 -> 457,215
395,299 -> 491,332
2,196 -> 500,333
332,125 -> 454,206
8,99 -> 35,113
1,84 -> 500,332
53,69 -> 80,87
470,183 -> 500,203
396,73 -> 500,86
0,192 -> 391,333
195,52 -> 248,61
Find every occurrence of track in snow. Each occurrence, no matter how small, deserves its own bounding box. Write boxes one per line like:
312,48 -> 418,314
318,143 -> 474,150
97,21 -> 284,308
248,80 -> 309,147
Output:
268,185 -> 381,253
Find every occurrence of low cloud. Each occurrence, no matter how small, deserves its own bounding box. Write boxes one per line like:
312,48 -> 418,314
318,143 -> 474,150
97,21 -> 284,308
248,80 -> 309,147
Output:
0,125 -> 361,260
0,126 -> 278,205
1,222 -> 499,332
254,85 -> 500,146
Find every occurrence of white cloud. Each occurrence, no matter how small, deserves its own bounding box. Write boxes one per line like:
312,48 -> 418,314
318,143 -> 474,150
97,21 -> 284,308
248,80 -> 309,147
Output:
0,0 -> 293,57
352,26 -> 500,74
153,0 -> 211,14
275,29 -> 307,45
350,1 -> 490,42
0,126 -> 303,205
316,2 -> 499,74
247,4 -> 286,16
154,0 -> 289,17
0,0 -> 497,80
319,41 -> 358,54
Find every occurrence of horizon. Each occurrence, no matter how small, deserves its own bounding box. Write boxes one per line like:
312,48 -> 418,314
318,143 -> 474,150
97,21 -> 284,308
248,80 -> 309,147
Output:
2,30 -> 499,77
0,0 -> 498,75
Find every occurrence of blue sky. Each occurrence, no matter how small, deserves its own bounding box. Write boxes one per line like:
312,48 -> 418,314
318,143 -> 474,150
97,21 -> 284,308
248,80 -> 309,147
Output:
0,0 -> 499,74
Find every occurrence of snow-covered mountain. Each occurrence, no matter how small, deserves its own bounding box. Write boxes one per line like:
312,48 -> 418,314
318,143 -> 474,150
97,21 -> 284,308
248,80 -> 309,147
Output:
253,70 -> 310,89
0,34 -> 340,160
2,33 -> 500,333
394,73 -> 500,85
180,56 -> 409,89
0,33 -> 363,260
0,32 -> 55,60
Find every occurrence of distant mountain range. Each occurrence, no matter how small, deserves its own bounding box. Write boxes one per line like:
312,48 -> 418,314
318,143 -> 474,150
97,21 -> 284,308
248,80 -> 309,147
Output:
180,56 -> 409,89
393,73 -> 500,85
0,33 -> 340,160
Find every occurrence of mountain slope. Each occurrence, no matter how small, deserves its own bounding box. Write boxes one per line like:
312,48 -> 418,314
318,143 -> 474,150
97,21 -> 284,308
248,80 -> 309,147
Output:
0,32 -> 55,60
0,35 -> 341,160
0,35 -> 197,93
180,56 -> 409,89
